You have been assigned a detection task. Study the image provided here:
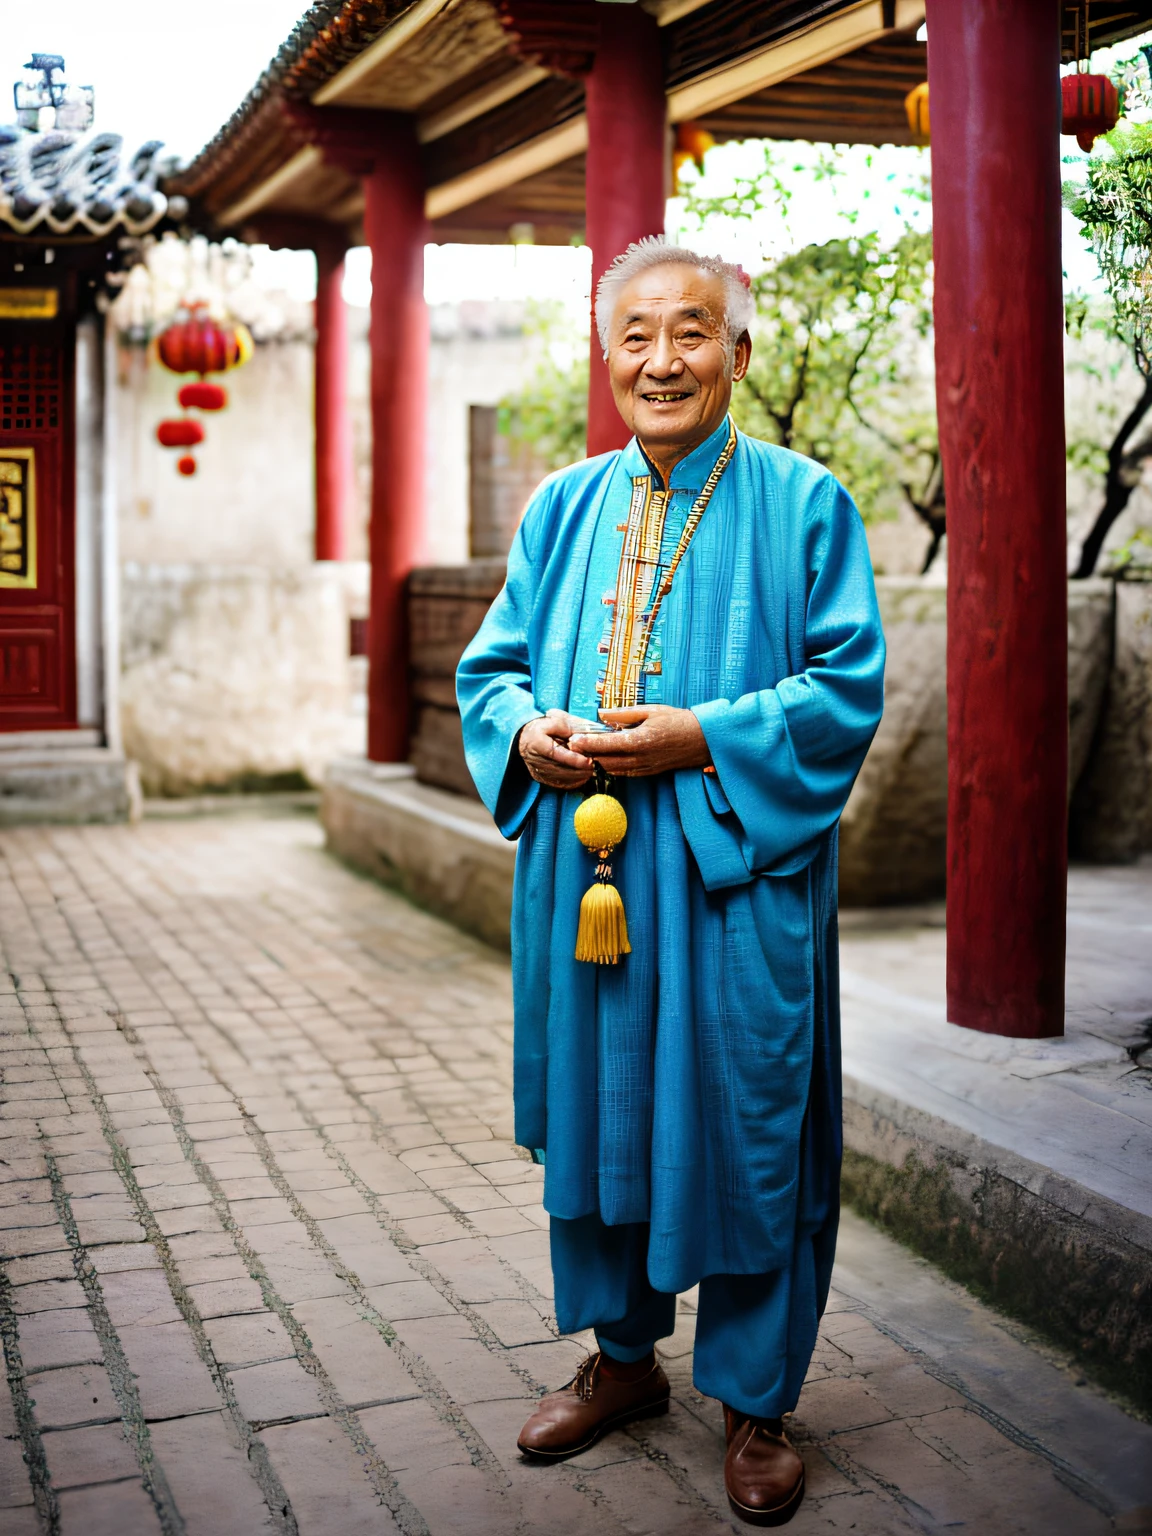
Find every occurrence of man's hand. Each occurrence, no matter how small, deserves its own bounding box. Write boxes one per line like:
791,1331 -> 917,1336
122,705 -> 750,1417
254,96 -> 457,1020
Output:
569,705 -> 711,777
518,710 -> 596,789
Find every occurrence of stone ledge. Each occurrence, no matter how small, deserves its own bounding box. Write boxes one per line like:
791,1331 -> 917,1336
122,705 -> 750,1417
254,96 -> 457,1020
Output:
320,758 -> 515,950
0,747 -> 140,826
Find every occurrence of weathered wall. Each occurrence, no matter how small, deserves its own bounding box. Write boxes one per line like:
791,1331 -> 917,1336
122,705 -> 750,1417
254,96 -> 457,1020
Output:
1071,581 -> 1152,862
838,578 -> 1115,903
120,563 -> 367,796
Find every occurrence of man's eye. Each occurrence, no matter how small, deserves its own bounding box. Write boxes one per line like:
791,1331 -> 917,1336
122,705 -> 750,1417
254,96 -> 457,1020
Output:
624,332 -> 647,344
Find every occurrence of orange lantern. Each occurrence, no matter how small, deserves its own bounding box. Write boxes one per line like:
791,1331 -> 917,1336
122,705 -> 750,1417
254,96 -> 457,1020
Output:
905,82 -> 929,143
673,121 -> 715,194
1061,73 -> 1120,151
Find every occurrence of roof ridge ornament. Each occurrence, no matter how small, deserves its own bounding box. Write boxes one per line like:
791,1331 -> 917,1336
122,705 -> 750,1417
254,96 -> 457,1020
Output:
14,53 -> 94,134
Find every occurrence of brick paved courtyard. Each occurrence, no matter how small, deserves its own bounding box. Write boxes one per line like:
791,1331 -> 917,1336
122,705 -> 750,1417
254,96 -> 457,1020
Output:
1,811 -> 1148,1536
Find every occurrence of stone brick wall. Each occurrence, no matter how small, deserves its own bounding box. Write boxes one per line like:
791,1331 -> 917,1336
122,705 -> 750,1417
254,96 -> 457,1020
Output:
409,562 -> 508,798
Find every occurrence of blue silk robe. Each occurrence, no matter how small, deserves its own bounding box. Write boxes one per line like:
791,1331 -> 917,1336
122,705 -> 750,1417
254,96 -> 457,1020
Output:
457,420 -> 884,1297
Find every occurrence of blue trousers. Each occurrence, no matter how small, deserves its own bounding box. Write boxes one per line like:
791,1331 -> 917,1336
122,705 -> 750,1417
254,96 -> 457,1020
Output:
550,1213 -> 820,1419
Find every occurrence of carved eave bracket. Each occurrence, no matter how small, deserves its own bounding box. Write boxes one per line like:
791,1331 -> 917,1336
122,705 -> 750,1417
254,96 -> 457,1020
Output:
282,101 -> 391,177
495,0 -> 602,77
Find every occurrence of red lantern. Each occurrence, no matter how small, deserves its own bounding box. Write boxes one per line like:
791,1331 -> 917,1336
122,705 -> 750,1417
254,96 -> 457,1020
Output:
1062,74 -> 1120,152
156,418 -> 205,449
176,455 -> 197,477
178,381 -> 227,411
157,304 -> 253,377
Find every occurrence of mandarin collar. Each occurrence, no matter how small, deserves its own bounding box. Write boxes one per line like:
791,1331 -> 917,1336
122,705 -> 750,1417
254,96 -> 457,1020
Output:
619,415 -> 735,491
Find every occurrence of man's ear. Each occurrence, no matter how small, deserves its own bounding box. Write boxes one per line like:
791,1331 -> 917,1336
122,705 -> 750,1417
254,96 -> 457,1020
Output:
732,331 -> 752,383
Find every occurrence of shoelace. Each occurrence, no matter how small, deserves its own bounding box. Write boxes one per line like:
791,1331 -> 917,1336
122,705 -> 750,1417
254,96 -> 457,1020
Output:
570,1353 -> 601,1402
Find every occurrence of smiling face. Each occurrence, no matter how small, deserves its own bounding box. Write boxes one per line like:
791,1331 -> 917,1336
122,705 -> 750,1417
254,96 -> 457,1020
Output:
606,263 -> 750,465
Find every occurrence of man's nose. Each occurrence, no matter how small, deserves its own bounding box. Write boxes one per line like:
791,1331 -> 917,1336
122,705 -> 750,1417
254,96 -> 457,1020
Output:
646,331 -> 684,377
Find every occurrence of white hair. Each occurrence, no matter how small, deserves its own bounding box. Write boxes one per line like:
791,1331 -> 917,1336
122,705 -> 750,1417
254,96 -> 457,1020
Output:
594,237 -> 755,363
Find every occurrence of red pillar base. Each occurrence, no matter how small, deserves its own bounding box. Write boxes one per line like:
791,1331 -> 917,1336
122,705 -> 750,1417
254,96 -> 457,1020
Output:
584,4 -> 667,458
928,0 -> 1068,1037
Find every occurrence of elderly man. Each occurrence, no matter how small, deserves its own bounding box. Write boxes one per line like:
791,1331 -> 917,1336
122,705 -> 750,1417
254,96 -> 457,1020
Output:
457,238 -> 884,1527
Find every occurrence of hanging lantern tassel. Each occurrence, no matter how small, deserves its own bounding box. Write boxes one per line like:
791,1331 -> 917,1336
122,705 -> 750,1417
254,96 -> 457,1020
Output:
573,791 -> 631,964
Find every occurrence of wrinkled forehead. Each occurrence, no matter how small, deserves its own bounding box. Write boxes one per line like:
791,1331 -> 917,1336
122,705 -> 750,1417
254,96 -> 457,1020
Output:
611,263 -> 729,333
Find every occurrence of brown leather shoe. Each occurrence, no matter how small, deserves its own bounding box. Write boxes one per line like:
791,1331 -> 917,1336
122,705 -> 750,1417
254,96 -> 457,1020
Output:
517,1352 -> 670,1460
723,1406 -> 805,1527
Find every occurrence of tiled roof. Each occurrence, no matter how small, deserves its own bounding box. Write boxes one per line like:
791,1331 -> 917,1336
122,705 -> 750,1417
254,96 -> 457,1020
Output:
169,1 -> 414,198
0,125 -> 168,238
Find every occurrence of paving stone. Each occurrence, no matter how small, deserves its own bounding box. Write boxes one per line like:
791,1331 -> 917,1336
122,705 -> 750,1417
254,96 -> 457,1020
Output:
259,1414 -> 404,1536
98,1268 -> 183,1328
0,1225 -> 71,1258
16,1307 -> 102,1371
2,1249 -> 75,1285
290,1295 -> 419,1408
357,1399 -> 511,1535
396,1312 -> 530,1406
184,1276 -> 267,1317
363,1278 -> 455,1321
0,1430 -> 34,1508
11,1277 -> 85,1312
470,1299 -> 557,1348
148,1411 -> 279,1536
57,1477 -> 162,1536
116,1321 -> 221,1418
202,1310 -> 295,1369
89,1243 -> 163,1275
41,1421 -> 138,1489
25,1362 -> 119,1429
228,1357 -> 326,1423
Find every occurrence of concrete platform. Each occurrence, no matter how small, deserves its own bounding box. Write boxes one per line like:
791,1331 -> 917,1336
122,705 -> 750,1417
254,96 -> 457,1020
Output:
322,757 -> 1152,1407
321,757 -> 515,949
837,870 -> 1152,1409
0,731 -> 140,825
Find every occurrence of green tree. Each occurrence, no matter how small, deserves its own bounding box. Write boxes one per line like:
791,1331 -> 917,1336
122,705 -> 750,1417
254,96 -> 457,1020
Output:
497,302 -> 588,469
732,229 -> 941,565
1064,116 -> 1152,576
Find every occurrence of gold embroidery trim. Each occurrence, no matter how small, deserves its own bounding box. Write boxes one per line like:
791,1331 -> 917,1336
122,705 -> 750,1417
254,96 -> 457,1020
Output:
599,419 -> 737,711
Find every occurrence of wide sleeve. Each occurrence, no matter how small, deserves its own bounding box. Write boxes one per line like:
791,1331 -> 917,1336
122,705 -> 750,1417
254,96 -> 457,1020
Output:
456,506 -> 546,840
687,476 -> 885,885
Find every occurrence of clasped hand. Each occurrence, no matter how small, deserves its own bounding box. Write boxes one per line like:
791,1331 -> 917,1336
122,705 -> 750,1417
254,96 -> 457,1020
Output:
518,705 -> 711,789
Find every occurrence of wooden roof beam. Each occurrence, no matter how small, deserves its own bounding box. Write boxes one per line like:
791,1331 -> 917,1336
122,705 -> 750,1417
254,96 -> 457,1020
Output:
668,0 -> 924,121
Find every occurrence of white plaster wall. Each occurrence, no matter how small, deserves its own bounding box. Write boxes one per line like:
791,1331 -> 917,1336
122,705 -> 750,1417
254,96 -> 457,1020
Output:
116,340 -> 317,567
120,562 -> 366,796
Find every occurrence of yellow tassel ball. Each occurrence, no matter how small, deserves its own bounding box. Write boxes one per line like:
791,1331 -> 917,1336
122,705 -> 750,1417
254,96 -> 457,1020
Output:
573,793 -> 627,853
575,880 -> 631,964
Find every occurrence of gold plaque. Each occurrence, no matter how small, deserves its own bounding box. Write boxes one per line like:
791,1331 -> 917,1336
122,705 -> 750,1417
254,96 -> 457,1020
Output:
0,449 -> 37,589
0,288 -> 59,320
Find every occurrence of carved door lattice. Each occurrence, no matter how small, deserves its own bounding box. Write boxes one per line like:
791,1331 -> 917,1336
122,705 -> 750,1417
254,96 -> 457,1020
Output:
0,342 -> 62,432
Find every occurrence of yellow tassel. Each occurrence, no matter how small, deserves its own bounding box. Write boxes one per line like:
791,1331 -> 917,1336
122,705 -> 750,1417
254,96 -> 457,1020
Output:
575,879 -> 631,964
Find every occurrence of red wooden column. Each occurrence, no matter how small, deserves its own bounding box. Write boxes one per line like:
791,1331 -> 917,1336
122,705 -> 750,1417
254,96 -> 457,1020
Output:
313,232 -> 352,561
584,2 -> 667,456
362,113 -> 429,762
927,0 -> 1067,1037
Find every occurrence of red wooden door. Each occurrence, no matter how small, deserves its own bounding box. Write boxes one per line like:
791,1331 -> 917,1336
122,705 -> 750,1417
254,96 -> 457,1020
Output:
0,313 -> 77,731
